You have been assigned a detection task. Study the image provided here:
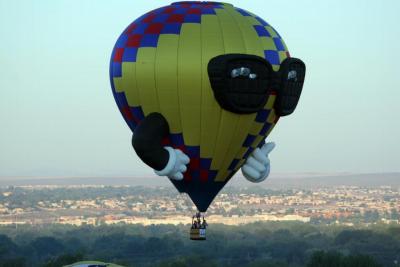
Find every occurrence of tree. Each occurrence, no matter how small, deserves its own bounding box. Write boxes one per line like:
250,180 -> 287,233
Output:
41,252 -> 84,267
0,257 -> 26,267
0,235 -> 17,257
307,251 -> 383,267
30,236 -> 65,261
307,251 -> 343,267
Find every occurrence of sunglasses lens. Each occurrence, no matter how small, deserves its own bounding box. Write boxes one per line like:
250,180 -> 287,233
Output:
275,58 -> 306,116
208,54 -> 273,114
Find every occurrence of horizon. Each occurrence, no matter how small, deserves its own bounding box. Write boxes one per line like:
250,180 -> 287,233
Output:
1,172 -> 399,189
1,170 -> 399,179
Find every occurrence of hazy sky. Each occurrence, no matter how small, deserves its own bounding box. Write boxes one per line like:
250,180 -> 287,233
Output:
0,0 -> 399,178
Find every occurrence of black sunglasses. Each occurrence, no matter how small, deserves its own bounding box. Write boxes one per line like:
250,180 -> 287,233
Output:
208,54 -> 306,116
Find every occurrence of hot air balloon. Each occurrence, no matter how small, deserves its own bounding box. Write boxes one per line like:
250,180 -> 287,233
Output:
110,1 -> 306,239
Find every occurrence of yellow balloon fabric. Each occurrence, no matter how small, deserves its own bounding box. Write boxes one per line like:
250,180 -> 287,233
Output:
110,2 -> 289,211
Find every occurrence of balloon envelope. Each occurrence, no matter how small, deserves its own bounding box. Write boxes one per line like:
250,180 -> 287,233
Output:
110,2 -> 289,211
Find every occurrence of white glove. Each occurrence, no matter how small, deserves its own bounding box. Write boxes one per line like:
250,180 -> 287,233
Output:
242,142 -> 275,183
154,146 -> 190,181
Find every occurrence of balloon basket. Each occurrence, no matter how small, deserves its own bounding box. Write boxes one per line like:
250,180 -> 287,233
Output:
190,228 -> 206,241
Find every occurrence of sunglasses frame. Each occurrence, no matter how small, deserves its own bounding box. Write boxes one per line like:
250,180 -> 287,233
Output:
208,54 -> 306,116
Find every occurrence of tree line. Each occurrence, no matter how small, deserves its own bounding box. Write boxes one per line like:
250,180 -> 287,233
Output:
0,222 -> 398,267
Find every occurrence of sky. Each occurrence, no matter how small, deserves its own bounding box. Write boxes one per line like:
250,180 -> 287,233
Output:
0,0 -> 399,178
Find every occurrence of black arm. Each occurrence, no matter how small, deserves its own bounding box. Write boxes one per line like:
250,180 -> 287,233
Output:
132,112 -> 170,171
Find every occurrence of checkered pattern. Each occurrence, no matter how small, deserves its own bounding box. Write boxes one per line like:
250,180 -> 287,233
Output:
233,6 -> 289,70
227,93 -> 279,175
161,133 -> 217,182
111,3 -> 223,79
110,2 -> 289,211
110,2 -> 229,189
111,90 -> 146,130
